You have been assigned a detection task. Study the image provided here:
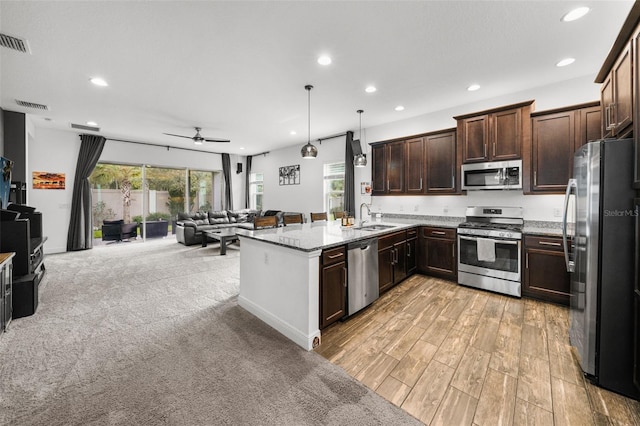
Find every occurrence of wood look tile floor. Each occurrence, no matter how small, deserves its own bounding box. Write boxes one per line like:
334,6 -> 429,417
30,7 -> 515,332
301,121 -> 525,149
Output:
316,275 -> 640,425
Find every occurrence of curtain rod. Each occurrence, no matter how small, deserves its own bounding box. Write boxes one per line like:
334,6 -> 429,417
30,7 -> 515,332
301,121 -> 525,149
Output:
316,131 -> 350,143
107,137 -> 223,155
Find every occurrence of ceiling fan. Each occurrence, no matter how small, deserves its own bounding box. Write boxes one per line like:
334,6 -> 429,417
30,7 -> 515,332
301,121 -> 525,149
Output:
163,127 -> 230,145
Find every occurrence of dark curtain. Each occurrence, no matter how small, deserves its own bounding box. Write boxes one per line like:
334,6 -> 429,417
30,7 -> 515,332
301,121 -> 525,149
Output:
66,134 -> 106,251
245,155 -> 252,208
344,131 -> 355,217
222,153 -> 233,210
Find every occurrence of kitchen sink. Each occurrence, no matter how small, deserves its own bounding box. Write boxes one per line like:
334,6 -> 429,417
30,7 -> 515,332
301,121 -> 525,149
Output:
357,224 -> 396,231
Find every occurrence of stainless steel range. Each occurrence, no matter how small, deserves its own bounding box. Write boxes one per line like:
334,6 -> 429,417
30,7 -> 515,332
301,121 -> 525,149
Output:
457,206 -> 523,297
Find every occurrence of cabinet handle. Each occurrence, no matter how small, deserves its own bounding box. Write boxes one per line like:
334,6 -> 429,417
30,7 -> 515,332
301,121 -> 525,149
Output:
390,250 -> 394,264
484,143 -> 487,158
534,171 -> 537,187
452,243 -> 455,260
407,242 -> 411,256
387,180 -> 390,191
539,241 -> 561,247
451,173 -> 455,188
419,178 -> 423,190
526,252 -> 529,269
343,267 -> 347,287
431,231 -> 446,235
493,142 -> 496,157
328,252 -> 344,259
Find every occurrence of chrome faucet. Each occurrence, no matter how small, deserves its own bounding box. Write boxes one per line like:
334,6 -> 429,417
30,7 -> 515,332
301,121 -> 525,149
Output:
360,202 -> 371,226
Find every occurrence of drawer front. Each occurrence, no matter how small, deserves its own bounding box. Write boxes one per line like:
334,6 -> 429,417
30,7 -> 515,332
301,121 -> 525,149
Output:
322,245 -> 346,266
378,230 -> 407,250
421,226 -> 456,240
406,227 -> 418,240
524,235 -> 564,251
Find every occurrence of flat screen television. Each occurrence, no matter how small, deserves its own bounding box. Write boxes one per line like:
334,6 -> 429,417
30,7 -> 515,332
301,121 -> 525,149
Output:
0,157 -> 13,209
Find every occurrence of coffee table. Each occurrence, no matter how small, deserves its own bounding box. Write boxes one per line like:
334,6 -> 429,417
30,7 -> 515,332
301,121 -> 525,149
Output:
201,228 -> 239,255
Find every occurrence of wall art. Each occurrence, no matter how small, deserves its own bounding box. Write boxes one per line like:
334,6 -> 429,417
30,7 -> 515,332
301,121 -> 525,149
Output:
279,164 -> 300,185
361,181 -> 371,194
33,171 -> 65,189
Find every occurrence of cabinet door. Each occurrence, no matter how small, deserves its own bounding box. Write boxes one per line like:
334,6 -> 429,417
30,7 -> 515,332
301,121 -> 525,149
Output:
523,248 -> 570,306
531,111 -> 575,192
394,241 -> 407,284
405,137 -> 425,193
492,108 -> 521,160
425,131 -> 456,193
602,74 -> 615,138
378,246 -> 395,294
320,261 -> 346,329
424,238 -> 456,278
406,238 -> 417,276
613,43 -> 633,136
577,105 -> 602,149
462,115 -> 489,163
387,141 -> 405,193
371,144 -> 387,195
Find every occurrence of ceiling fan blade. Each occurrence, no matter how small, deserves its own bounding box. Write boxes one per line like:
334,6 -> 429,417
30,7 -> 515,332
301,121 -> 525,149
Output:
204,138 -> 231,143
163,133 -> 194,139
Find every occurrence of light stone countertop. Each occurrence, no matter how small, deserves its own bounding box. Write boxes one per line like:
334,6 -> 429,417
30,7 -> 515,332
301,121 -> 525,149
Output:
236,215 -> 567,252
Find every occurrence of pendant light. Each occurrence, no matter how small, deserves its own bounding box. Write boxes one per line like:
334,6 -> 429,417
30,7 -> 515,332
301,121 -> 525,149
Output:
301,84 -> 318,159
354,109 -> 367,167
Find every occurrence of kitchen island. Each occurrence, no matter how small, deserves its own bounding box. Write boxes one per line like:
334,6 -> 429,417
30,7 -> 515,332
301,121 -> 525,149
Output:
235,220 -> 417,350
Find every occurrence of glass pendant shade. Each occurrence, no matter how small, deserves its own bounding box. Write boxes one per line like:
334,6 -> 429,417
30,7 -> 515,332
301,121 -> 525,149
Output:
354,153 -> 367,167
301,84 -> 317,159
301,142 -> 318,159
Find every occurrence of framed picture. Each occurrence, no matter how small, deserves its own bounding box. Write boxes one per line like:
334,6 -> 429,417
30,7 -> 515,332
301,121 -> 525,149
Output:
361,182 -> 371,194
33,171 -> 66,189
279,164 -> 300,185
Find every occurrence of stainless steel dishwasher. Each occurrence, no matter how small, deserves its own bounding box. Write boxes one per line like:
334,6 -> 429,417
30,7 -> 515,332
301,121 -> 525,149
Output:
347,238 -> 379,316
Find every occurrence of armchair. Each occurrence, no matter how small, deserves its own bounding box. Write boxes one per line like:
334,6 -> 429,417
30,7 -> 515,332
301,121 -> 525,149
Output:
102,220 -> 138,242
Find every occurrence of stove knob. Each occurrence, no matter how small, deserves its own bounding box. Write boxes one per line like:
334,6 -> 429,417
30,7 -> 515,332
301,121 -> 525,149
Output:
499,232 -> 505,238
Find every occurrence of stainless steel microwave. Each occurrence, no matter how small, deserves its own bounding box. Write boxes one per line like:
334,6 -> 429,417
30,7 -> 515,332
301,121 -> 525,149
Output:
461,160 -> 522,190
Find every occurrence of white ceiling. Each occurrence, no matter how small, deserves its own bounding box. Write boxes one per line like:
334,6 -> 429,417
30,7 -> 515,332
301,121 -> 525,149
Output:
0,1 -> 635,156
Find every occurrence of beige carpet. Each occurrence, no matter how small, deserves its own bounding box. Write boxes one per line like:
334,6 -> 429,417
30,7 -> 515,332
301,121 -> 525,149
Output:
0,238 -> 422,425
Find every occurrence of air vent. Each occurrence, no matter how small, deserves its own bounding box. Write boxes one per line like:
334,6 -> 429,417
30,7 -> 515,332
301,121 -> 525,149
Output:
15,99 -> 49,111
0,33 -> 31,54
70,123 -> 100,132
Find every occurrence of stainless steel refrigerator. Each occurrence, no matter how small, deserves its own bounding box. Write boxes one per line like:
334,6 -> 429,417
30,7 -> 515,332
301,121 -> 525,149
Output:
563,138 -> 638,398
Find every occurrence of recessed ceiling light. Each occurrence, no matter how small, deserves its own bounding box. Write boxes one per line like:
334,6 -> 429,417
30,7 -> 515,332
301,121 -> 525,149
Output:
239,147 -> 245,150
89,77 -> 108,87
290,130 -> 297,135
395,105 -> 405,111
562,7 -> 590,22
317,55 -> 332,66
86,121 -> 98,126
467,84 -> 481,91
556,57 -> 575,67
365,86 -> 377,93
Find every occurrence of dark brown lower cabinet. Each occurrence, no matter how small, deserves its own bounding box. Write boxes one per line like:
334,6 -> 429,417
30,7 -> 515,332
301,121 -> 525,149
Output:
522,235 -> 570,306
320,246 -> 346,329
378,230 -> 407,294
406,228 -> 418,276
417,226 -> 457,281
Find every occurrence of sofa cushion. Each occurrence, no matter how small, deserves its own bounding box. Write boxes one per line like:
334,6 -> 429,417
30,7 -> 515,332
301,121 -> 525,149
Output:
208,210 -> 230,224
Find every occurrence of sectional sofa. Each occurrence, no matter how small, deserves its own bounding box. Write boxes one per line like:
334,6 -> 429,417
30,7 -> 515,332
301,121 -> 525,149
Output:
175,209 -> 297,246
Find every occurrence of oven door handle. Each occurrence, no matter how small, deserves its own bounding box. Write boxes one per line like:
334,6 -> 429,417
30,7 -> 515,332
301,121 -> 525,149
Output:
563,178 -> 576,273
458,235 -> 519,245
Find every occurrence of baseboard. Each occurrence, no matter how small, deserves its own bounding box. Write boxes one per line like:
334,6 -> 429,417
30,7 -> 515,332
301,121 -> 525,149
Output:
238,295 -> 320,351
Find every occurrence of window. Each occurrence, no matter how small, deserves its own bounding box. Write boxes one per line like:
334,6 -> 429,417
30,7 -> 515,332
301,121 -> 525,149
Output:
324,162 -> 344,219
249,172 -> 263,210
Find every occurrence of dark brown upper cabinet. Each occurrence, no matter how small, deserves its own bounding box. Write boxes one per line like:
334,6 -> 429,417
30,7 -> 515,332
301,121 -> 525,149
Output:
371,140 -> 405,195
425,130 -> 457,194
455,100 -> 534,164
601,41 -> 633,139
529,102 -> 601,194
405,137 -> 425,194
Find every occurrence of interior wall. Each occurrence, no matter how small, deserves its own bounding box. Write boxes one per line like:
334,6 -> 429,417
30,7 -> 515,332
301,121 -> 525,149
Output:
249,135 -> 346,217
353,75 -> 601,222
29,129 -> 245,254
